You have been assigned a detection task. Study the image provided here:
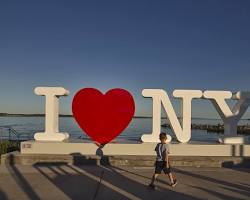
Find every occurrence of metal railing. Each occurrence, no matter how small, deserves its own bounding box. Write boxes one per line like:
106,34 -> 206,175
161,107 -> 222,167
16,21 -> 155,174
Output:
0,126 -> 32,141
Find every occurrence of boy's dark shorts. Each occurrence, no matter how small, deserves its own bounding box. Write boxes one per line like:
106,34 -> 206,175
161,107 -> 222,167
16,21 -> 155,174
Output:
155,161 -> 171,174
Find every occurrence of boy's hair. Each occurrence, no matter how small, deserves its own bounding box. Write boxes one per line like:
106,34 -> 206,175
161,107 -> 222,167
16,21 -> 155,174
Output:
159,132 -> 167,140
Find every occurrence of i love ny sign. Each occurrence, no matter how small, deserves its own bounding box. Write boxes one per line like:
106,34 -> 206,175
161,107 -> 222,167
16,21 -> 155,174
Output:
34,87 -> 250,144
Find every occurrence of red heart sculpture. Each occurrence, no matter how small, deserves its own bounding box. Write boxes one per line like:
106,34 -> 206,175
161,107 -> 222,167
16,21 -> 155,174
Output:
72,88 -> 135,145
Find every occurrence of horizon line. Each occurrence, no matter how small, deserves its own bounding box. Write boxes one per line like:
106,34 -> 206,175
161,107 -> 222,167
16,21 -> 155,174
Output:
0,113 -> 249,120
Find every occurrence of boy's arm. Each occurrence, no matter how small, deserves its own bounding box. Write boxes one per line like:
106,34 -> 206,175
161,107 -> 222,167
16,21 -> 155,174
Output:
164,151 -> 170,168
154,143 -> 158,151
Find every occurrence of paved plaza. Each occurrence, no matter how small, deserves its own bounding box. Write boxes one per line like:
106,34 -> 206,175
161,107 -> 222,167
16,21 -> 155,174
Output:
0,164 -> 249,200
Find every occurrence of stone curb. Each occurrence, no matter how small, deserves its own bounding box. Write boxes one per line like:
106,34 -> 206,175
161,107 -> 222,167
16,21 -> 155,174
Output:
1,151 -> 250,168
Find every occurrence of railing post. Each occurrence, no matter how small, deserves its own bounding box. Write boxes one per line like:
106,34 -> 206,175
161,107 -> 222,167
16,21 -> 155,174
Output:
8,128 -> 11,140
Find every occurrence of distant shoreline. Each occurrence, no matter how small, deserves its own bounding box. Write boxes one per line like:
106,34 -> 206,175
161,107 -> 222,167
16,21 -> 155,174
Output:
0,113 -> 73,117
0,113 -> 154,118
0,113 -> 249,120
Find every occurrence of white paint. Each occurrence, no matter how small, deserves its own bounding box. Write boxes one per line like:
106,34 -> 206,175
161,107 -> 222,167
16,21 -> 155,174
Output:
34,87 -> 69,141
218,136 -> 250,144
204,91 -> 250,136
141,89 -> 202,143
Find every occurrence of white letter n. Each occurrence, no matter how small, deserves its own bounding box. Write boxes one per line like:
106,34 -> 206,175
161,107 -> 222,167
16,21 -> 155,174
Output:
141,89 -> 202,143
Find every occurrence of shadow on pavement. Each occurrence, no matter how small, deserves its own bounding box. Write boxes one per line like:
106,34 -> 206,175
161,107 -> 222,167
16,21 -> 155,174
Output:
191,185 -> 240,200
0,189 -> 7,200
107,165 -> 172,186
6,154 -> 41,200
32,164 -> 199,200
30,153 -> 199,200
6,151 -> 250,200
175,168 -> 250,199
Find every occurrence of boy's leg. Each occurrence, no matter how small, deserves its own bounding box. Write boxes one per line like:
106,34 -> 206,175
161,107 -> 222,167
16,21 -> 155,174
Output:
167,172 -> 177,187
150,173 -> 159,185
168,172 -> 174,184
164,167 -> 177,186
150,161 -> 162,186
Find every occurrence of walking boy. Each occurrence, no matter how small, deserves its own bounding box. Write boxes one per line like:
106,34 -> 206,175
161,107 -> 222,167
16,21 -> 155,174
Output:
149,132 -> 177,189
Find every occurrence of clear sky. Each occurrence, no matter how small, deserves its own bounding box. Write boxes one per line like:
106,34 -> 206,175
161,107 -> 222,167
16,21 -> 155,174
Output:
0,0 -> 250,118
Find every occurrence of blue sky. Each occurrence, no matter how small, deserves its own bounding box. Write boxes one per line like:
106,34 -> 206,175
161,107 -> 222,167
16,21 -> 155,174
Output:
0,0 -> 250,118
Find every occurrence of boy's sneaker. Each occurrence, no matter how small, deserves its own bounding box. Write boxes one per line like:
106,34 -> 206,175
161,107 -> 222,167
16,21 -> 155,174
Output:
170,179 -> 178,187
148,183 -> 156,190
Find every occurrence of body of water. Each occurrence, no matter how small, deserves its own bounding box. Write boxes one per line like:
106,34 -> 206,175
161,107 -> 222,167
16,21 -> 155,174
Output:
0,117 -> 249,142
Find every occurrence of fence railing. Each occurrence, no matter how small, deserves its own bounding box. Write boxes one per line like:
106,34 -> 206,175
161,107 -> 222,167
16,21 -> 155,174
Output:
0,126 -> 33,141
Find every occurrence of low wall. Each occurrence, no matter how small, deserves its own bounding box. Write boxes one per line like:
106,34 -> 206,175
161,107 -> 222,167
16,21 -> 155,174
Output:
2,151 -> 250,167
20,140 -> 250,157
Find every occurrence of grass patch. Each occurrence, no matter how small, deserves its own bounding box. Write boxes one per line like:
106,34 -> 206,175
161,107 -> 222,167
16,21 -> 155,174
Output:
0,141 -> 19,155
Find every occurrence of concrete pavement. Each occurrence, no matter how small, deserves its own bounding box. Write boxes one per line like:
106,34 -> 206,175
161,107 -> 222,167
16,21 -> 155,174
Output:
0,164 -> 250,200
